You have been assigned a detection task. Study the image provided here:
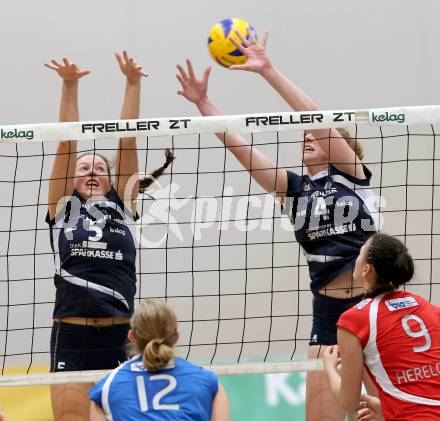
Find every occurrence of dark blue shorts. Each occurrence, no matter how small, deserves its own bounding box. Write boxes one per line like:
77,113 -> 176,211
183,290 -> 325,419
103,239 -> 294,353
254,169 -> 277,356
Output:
309,292 -> 363,346
50,321 -> 130,372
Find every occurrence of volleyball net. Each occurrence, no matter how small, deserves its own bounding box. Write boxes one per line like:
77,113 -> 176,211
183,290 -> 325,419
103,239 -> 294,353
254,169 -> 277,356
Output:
0,105 -> 439,386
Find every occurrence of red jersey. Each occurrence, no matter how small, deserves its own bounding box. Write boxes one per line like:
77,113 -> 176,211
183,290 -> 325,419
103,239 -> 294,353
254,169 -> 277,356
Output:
338,291 -> 440,421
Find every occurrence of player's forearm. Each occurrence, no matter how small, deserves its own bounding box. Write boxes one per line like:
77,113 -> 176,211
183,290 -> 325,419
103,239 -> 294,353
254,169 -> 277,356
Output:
260,64 -> 318,112
117,79 -> 139,170
325,365 -> 346,408
196,95 -> 283,193
195,96 -> 248,148
326,367 -> 359,414
260,66 -> 341,156
58,81 -> 78,153
121,79 -> 141,120
60,80 -> 79,122
196,95 -> 221,118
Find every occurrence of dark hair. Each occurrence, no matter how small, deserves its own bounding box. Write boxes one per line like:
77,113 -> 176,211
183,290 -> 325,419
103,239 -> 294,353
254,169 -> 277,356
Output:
138,148 -> 175,194
365,233 -> 414,298
77,149 -> 175,194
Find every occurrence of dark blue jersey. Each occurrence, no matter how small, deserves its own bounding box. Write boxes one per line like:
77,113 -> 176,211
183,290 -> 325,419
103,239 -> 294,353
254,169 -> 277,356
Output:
89,355 -> 218,421
46,188 -> 137,318
283,165 -> 377,291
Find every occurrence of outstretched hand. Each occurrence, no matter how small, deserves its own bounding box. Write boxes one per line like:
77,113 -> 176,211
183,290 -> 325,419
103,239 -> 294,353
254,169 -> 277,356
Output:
115,50 -> 148,83
176,59 -> 211,106
229,31 -> 271,74
44,58 -> 91,82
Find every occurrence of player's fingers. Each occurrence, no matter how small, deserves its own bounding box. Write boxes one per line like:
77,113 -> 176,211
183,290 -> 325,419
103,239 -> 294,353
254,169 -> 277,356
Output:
248,30 -> 257,45
136,66 -> 148,77
356,409 -> 373,421
62,58 -> 71,67
234,29 -> 249,47
186,59 -> 195,79
262,31 -> 269,48
202,65 -> 211,83
228,64 -> 248,71
176,64 -> 188,81
324,345 -> 332,354
51,59 -> 63,68
115,52 -> 124,67
44,63 -> 58,70
229,36 -> 247,54
123,50 -> 130,63
357,400 -> 368,409
136,65 -> 147,74
78,70 -> 92,77
176,74 -> 186,87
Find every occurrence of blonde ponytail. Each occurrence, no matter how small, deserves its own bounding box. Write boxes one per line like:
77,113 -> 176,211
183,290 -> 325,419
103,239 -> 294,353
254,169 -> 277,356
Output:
143,338 -> 175,371
130,299 -> 178,372
337,128 -> 364,161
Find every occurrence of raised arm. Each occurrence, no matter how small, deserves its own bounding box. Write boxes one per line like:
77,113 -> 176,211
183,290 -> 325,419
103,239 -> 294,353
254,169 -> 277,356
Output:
114,51 -> 148,214
176,59 -> 287,199
229,32 -> 365,179
45,59 -> 91,219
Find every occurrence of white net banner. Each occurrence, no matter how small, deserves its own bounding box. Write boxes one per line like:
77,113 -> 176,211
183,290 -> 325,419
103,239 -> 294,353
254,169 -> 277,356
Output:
0,105 -> 440,143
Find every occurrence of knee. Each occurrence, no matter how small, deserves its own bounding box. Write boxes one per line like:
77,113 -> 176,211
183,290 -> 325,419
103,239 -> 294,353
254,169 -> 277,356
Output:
51,384 -> 91,421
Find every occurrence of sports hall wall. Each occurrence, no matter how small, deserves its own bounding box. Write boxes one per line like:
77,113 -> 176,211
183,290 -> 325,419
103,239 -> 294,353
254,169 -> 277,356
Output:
0,1 -> 439,420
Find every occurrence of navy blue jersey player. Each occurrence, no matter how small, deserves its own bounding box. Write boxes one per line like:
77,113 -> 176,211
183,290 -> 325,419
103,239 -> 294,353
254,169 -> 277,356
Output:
176,33 -> 377,421
45,53 -> 173,421
89,299 -> 230,421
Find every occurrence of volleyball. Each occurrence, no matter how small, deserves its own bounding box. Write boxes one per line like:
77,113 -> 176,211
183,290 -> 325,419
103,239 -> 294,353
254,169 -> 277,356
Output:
207,18 -> 257,68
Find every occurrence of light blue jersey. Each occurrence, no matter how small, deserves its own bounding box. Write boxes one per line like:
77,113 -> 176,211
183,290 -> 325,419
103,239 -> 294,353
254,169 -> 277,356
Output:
89,355 -> 218,421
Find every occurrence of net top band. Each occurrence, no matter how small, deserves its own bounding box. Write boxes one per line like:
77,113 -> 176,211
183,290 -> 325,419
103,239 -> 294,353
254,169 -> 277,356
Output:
0,105 -> 439,143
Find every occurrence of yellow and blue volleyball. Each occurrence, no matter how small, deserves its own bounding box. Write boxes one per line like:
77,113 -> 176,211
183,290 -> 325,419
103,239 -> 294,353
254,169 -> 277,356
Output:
207,18 -> 257,68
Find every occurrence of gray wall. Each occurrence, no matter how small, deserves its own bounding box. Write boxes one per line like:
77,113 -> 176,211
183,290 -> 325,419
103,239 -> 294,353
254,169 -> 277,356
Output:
1,0 -> 440,123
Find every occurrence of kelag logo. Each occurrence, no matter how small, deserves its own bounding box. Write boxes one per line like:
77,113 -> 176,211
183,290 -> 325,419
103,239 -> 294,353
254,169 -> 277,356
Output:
0,128 -> 34,140
371,112 -> 405,124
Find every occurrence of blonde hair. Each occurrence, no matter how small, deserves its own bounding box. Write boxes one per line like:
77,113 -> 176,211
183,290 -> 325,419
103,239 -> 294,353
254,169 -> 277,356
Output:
130,299 -> 178,371
337,128 -> 364,161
